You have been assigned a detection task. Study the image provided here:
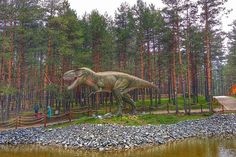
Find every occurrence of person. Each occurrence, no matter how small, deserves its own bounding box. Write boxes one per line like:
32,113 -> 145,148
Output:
34,104 -> 39,118
47,105 -> 52,119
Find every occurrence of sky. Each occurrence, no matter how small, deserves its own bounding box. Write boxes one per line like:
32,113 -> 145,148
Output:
68,0 -> 236,33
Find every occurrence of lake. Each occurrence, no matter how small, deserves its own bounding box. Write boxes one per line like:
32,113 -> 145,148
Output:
0,137 -> 235,157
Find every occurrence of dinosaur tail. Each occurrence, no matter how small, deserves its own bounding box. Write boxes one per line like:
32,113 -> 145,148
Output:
135,78 -> 158,89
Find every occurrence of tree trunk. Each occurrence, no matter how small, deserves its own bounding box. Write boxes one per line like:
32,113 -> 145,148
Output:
176,16 -> 187,114
8,18 -> 14,85
204,1 -> 212,111
140,44 -> 145,79
1,19 -> 6,81
16,32 -> 24,113
172,36 -> 178,113
158,44 -> 161,105
147,31 -> 151,81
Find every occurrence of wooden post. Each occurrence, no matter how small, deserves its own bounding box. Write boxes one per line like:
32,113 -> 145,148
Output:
68,111 -> 71,122
87,103 -> 90,117
149,89 -> 153,114
154,89 -> 158,108
221,104 -> 224,113
110,93 -> 113,113
15,116 -> 18,129
19,116 -> 21,128
167,103 -> 169,114
142,89 -> 145,111
96,93 -> 99,115
44,113 -> 47,127
201,104 -> 203,113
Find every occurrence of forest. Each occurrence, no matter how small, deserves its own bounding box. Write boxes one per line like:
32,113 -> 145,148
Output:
0,0 -> 236,122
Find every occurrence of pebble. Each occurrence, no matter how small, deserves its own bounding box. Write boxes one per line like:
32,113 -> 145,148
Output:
0,114 -> 235,151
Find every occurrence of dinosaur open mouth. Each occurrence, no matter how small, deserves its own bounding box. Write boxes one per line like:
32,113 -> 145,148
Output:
63,70 -> 84,90
63,76 -> 75,81
63,75 -> 77,88
67,77 -> 81,90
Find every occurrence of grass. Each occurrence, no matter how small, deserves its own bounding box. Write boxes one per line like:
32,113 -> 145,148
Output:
18,96 -> 215,117
136,96 -> 207,106
14,96 -> 218,127
134,96 -> 219,111
14,95 -> 218,118
52,112 -> 213,128
231,96 -> 236,99
94,96 -> 218,116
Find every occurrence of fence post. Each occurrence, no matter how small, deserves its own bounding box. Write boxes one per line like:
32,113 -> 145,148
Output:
19,116 -> 21,128
149,88 -> 153,114
201,104 -> 203,113
221,104 -> 224,113
44,113 -> 47,127
167,103 -> 169,114
68,111 -> 71,122
15,116 -> 18,129
87,104 -> 90,116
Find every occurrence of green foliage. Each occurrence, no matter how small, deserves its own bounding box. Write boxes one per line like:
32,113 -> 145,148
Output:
52,113 -> 212,128
45,84 -> 59,93
0,0 -> 230,120
224,20 -> 236,88
135,96 -> 212,110
0,84 -> 17,96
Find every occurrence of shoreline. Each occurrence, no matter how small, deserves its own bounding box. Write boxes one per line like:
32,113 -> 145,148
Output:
0,114 -> 235,151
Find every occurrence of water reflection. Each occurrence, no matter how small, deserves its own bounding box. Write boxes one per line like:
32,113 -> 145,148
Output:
0,137 -> 235,157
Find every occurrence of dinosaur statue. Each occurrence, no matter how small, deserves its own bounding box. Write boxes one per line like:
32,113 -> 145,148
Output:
63,67 -> 157,116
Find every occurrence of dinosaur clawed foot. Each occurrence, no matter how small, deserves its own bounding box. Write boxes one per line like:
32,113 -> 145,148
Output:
88,92 -> 95,97
130,109 -> 137,115
115,112 -> 123,117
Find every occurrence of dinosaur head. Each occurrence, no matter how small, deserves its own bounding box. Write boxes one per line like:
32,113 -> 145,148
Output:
63,67 -> 95,90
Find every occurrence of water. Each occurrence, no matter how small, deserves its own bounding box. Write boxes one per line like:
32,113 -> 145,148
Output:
0,137 -> 235,157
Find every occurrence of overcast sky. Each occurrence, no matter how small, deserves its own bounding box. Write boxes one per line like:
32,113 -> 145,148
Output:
68,0 -> 236,33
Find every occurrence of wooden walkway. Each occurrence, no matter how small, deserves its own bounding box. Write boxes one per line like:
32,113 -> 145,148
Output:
214,96 -> 236,111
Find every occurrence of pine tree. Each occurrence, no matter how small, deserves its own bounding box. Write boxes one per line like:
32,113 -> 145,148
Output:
88,10 -> 107,72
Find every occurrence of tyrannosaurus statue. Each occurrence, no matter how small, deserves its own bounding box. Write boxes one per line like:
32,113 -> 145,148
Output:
63,67 -> 157,116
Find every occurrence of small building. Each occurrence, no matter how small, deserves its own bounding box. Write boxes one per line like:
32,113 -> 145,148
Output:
229,84 -> 236,95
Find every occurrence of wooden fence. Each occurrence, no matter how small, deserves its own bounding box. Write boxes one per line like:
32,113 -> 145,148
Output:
0,107 -> 97,129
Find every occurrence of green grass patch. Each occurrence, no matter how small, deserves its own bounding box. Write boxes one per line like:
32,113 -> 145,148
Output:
231,96 -> 236,99
52,113 -> 212,128
135,96 -> 219,111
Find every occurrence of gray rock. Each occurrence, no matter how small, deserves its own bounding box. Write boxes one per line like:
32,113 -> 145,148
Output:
0,114 -> 235,151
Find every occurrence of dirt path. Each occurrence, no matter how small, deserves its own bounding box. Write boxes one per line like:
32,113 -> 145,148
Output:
151,109 -> 211,114
214,96 -> 236,110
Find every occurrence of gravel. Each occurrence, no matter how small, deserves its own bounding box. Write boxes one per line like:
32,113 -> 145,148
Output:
0,114 -> 235,151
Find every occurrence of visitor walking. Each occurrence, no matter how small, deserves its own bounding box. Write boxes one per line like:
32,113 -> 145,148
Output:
33,104 -> 40,118
47,105 -> 52,119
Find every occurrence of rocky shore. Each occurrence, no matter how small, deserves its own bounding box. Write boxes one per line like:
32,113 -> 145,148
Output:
0,114 -> 235,151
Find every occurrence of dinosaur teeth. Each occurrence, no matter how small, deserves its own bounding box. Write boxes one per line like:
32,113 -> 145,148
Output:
68,77 -> 81,90
63,76 -> 75,81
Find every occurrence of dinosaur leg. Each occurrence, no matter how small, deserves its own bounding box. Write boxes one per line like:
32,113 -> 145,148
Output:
88,85 -> 101,97
113,89 -> 123,116
122,93 -> 136,115
113,79 -> 129,116
88,89 -> 103,97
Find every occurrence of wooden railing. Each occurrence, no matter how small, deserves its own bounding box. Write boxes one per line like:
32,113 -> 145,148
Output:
0,107 -> 96,129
